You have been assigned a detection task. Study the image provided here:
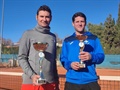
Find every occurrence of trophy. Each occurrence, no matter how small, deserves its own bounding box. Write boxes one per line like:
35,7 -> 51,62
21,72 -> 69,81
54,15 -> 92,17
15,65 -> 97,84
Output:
33,42 -> 48,84
76,35 -> 87,68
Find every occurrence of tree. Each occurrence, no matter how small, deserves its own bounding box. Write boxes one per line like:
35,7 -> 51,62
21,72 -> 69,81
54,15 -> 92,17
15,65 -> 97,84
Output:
87,23 -> 104,45
103,14 -> 120,54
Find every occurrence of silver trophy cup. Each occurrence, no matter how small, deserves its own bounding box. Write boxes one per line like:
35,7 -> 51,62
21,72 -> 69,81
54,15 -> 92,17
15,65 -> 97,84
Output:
79,41 -> 85,68
33,42 -> 48,84
76,35 -> 87,68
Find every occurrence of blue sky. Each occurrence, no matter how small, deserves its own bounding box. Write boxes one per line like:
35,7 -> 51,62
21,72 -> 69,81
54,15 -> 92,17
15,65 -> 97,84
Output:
0,0 -> 119,43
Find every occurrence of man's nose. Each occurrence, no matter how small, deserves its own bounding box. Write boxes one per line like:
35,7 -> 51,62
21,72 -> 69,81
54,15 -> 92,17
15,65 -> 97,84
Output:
43,17 -> 47,21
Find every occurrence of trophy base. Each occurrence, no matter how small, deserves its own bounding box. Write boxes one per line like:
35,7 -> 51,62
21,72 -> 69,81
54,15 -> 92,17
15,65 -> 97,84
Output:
37,79 -> 47,85
79,63 -> 85,68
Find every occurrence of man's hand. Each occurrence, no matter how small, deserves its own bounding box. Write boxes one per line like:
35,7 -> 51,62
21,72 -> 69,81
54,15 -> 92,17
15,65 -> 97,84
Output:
71,62 -> 80,70
31,74 -> 40,85
79,52 -> 91,62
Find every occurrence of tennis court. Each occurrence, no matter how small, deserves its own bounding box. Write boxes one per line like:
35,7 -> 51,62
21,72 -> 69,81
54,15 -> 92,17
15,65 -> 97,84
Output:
0,67 -> 120,90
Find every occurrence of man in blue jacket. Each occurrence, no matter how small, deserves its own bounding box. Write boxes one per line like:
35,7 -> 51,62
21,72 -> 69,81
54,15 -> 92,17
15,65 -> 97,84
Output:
60,12 -> 105,90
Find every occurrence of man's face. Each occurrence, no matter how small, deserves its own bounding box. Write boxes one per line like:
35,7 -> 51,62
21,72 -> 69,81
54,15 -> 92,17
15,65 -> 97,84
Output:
36,11 -> 51,28
72,16 -> 86,34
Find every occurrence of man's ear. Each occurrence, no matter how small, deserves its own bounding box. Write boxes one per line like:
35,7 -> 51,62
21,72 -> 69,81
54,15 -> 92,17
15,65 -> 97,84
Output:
85,21 -> 87,26
36,15 -> 38,21
72,22 -> 74,27
50,16 -> 52,22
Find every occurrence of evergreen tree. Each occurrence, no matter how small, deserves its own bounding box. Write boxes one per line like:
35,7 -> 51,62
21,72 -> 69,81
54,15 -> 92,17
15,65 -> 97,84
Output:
114,3 -> 120,53
87,23 -> 104,46
116,3 -> 120,28
103,14 -> 120,54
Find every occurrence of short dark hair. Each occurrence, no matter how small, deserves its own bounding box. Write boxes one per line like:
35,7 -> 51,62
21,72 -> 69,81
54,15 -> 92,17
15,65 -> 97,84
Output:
37,5 -> 52,16
72,12 -> 86,23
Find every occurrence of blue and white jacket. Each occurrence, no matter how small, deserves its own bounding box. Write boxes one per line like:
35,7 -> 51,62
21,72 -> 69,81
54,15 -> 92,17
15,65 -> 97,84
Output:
60,31 -> 105,84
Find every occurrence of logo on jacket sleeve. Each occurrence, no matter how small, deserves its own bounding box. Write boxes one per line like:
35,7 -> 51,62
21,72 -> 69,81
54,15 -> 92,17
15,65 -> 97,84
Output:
70,41 -> 73,45
84,40 -> 89,44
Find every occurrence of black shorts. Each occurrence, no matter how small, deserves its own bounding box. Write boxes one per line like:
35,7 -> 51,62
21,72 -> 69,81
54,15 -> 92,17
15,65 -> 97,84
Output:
64,81 -> 100,90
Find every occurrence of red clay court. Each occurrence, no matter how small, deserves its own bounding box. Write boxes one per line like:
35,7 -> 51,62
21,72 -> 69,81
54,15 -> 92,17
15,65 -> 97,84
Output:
0,66 -> 120,90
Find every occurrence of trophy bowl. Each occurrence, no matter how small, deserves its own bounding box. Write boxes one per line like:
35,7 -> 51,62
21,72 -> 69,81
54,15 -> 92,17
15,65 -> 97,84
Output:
76,35 -> 87,40
33,42 -> 48,51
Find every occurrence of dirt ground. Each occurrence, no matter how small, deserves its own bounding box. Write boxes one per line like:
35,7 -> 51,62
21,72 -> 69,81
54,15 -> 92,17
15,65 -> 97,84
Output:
0,66 -> 120,90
